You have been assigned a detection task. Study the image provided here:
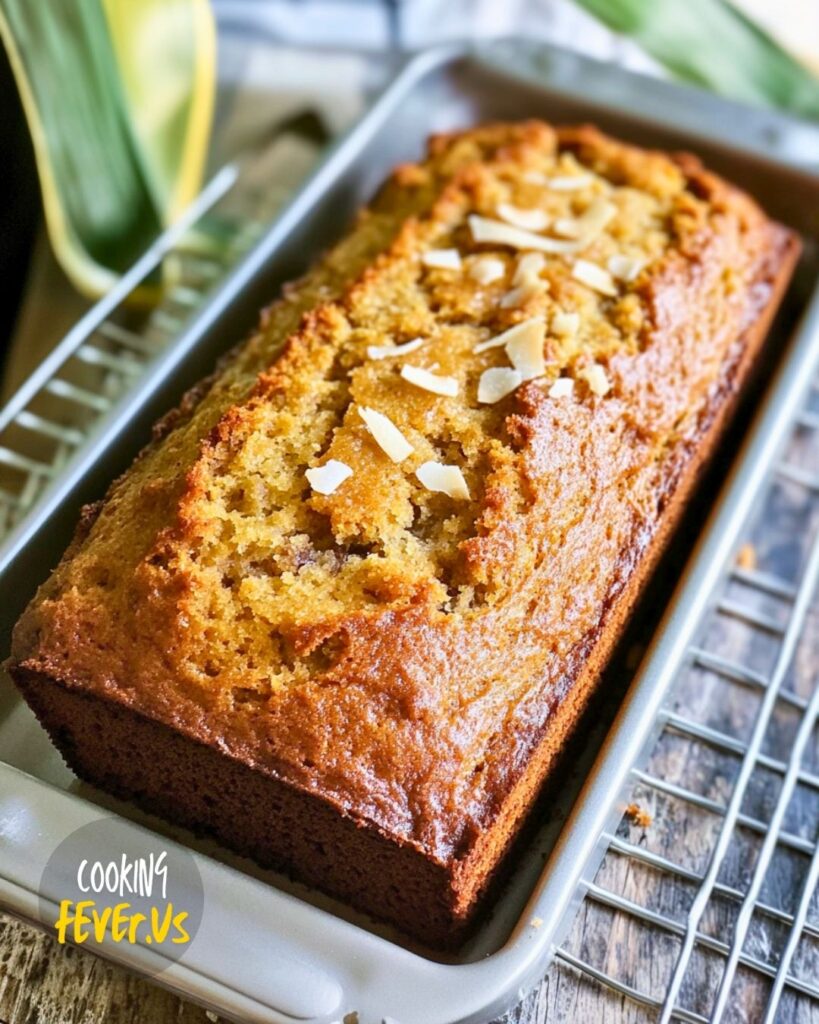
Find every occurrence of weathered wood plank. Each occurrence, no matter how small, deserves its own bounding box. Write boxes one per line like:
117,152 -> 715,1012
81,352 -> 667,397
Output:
0,912 -> 212,1024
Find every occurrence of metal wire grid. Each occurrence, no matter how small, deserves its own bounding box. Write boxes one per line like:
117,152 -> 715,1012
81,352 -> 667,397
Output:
553,377 -> 819,1020
0,130 -> 320,541
0,167 -> 236,537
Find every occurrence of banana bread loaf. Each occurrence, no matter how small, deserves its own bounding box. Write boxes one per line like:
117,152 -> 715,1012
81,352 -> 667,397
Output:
10,122 -> 799,945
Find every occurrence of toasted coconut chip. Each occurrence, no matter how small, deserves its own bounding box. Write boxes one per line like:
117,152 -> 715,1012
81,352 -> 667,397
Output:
469,256 -> 506,285
400,364 -> 459,397
546,173 -> 595,191
552,198 -> 617,244
548,377 -> 575,399
367,337 -> 425,360
552,311 -> 580,336
523,170 -> 548,185
474,316 -> 545,355
416,461 -> 470,500
469,215 -> 582,254
580,363 -> 612,396
499,252 -> 548,308
513,252 -> 546,286
496,202 -> 549,231
358,406 -> 414,463
306,459 -> 353,496
478,367 -> 523,404
421,248 -> 462,270
499,283 -> 543,309
572,259 -> 617,297
576,197 -> 617,237
505,319 -> 546,380
552,216 -> 581,239
608,253 -> 644,282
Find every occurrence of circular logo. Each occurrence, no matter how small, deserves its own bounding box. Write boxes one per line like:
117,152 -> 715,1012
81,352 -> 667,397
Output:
39,818 -> 204,974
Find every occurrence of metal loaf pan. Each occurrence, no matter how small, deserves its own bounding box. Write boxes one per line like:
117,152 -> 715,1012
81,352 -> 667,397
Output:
2,41 -> 819,1024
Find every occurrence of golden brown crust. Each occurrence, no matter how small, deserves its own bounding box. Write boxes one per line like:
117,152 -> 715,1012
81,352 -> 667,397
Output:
9,121 -> 799,943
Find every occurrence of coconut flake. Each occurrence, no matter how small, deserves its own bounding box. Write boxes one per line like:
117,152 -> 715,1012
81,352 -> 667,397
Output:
400,364 -> 459,397
499,253 -> 548,308
421,248 -> 462,270
469,215 -> 582,254
513,252 -> 546,286
552,311 -> 580,337
469,256 -> 505,286
505,319 -> 546,380
546,173 -> 595,191
416,461 -> 471,500
572,259 -> 617,297
474,316 -> 545,355
548,377 -> 575,399
496,202 -> 549,232
523,170 -> 548,185
358,406 -> 414,463
552,198 -> 617,244
581,364 -> 612,397
478,367 -> 523,404
608,253 -> 644,282
552,216 -> 581,239
500,284 -> 541,309
367,337 -> 425,360
306,460 -> 353,495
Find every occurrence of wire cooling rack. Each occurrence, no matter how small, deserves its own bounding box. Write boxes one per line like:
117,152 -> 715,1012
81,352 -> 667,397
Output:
550,372 -> 819,1021
0,128 -> 321,539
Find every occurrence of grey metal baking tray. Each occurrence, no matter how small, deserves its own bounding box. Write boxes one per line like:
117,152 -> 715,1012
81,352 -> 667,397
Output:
1,40 -> 819,1024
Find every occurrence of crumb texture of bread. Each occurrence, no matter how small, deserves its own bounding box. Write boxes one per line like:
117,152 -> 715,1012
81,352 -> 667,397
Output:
10,121 -> 798,943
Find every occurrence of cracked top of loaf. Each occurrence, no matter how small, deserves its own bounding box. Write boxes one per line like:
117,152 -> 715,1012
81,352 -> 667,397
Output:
12,121 -> 795,865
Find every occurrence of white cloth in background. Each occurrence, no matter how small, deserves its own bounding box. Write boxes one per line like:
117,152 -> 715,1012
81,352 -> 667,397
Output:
211,0 -> 661,165
214,0 -> 658,72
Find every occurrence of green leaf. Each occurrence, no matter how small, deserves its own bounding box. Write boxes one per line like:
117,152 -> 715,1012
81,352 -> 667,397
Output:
101,0 -> 215,223
0,0 -> 215,296
573,0 -> 819,119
